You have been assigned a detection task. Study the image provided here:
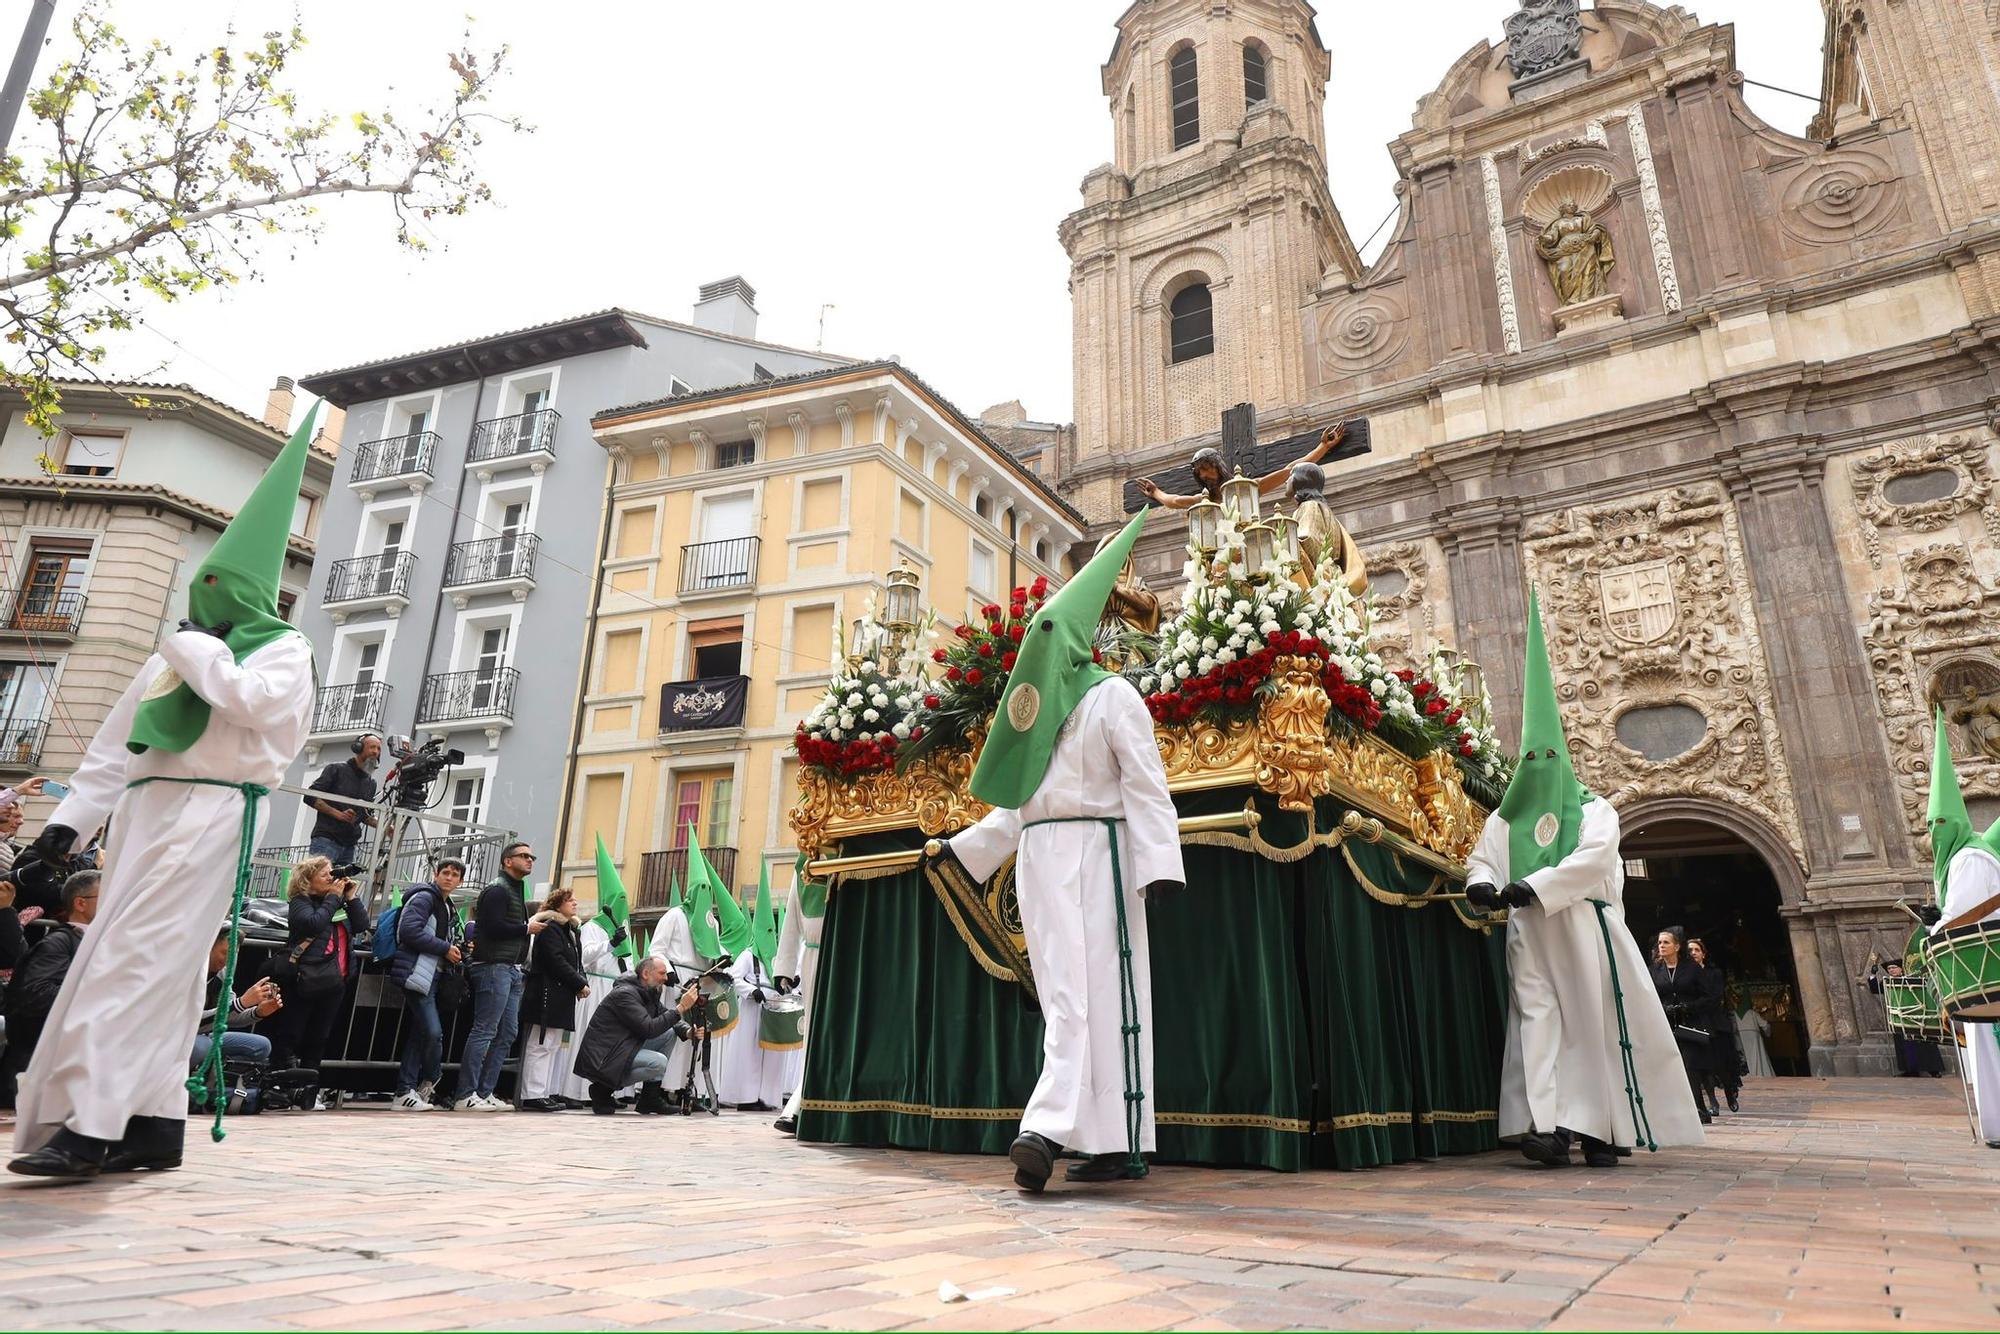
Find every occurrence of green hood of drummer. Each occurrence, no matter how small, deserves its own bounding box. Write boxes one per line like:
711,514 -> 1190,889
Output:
128,404 -> 319,754
1493,587 -> 1587,882
969,509 -> 1149,810
1929,707 -> 1977,901
591,834 -> 634,962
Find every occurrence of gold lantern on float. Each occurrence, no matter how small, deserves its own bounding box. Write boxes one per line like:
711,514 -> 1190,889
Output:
1241,521 -> 1277,583
1268,512 -> 1299,566
882,562 -> 921,654
1221,467 -> 1261,522
1187,496 -> 1223,559
1457,658 -> 1490,729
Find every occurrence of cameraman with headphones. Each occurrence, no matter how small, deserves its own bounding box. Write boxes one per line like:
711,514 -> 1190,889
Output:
304,734 -> 381,866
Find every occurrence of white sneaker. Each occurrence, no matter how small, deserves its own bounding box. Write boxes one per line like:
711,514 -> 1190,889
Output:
476,1094 -> 513,1112
392,1091 -> 436,1112
452,1094 -> 482,1111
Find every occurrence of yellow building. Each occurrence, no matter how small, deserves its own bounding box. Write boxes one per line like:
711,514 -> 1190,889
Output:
559,361 -> 1087,922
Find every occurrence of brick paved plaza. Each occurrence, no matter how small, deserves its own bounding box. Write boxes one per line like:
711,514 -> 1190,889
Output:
0,1077 -> 1995,1331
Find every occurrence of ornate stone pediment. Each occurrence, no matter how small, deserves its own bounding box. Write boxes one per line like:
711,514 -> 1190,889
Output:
1523,484 -> 1801,852
1361,539 -> 1436,669
1849,434 -> 2000,567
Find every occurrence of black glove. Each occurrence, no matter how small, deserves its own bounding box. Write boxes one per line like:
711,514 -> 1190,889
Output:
608,923 -> 629,948
176,618 -> 233,639
918,840 -> 958,879
1919,903 -> 1943,926
1499,881 -> 1537,909
750,987 -> 767,1005
1143,879 -> 1184,905
1464,881 -> 1500,910
28,823 -> 77,866
774,975 -> 796,995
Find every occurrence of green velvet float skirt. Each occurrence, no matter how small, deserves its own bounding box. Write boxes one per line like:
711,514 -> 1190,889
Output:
796,787 -> 1508,1171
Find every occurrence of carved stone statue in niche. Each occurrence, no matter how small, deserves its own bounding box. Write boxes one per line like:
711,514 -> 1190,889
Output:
1948,685 -> 2000,761
1536,201 -> 1616,306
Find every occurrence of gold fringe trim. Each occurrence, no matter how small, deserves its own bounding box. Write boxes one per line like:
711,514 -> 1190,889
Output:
1339,843 -> 1445,908
800,1098 -> 1023,1120
1180,826 -> 1344,864
757,1039 -> 805,1052
830,862 -> 912,883
925,857 -> 1038,1002
1422,1109 -> 1498,1124
1156,1110 -> 1312,1133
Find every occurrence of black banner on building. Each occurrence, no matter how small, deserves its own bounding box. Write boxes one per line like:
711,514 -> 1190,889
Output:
659,675 -> 749,732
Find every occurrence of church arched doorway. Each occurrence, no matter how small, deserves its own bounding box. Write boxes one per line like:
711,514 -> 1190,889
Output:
1617,810 -> 1813,1076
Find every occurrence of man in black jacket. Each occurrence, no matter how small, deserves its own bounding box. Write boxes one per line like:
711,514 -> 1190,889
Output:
0,871 -> 99,1108
573,957 -> 700,1115
456,842 -> 544,1111
304,735 -> 380,866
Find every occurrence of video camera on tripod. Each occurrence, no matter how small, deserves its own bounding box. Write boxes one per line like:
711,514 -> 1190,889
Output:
381,734 -> 466,810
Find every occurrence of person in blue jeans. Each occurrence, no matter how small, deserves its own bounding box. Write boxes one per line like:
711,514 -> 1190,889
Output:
189,926 -> 281,1070
455,843 -> 544,1111
387,860 -> 465,1111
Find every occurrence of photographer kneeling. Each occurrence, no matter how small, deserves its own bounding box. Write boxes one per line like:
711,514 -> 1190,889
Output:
573,956 -> 700,1116
192,924 -> 282,1072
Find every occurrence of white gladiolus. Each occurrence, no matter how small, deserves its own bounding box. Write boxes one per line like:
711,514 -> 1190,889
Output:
1371,678 -> 1387,697
1247,638 -> 1265,655
1176,662 -> 1193,680
1217,647 -> 1237,665
1233,599 -> 1252,616
859,661 -> 876,676
845,692 -> 863,707
1140,675 -> 1157,692
1201,636 -> 1220,653
863,708 -> 880,723
827,726 -> 844,741
893,721 -> 912,740
1198,655 -> 1216,674
1260,620 -> 1280,636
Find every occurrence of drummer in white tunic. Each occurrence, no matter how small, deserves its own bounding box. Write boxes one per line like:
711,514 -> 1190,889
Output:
1463,589 -> 1703,1168
940,512 -> 1184,1193
10,413 -> 320,1181
1922,712 -> 2000,1148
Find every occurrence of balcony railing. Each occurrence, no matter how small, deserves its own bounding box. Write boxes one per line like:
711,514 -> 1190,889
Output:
324,550 -> 416,605
469,409 -> 559,466
311,681 -> 391,735
678,536 -> 759,594
350,431 -> 440,488
2,588 -> 86,636
445,534 -> 539,588
1,716 -> 49,769
416,667 -> 520,727
637,846 -> 739,913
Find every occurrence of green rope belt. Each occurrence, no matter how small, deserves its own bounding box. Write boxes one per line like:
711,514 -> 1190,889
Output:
1591,898 -> 1656,1153
1022,815 -> 1147,1179
127,775 -> 269,1144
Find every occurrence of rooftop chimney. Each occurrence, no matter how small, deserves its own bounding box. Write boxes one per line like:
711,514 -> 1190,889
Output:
692,276 -> 759,340
263,375 -> 296,432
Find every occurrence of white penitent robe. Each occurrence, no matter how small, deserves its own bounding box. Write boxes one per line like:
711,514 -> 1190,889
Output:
1936,846 -> 2000,1143
1466,799 -> 1705,1150
647,905 -> 720,1089
16,632 -> 314,1152
562,919 -> 627,1100
1736,1008 -> 1775,1079
718,949 -> 787,1107
949,678 -> 1184,1156
775,873 -> 824,1122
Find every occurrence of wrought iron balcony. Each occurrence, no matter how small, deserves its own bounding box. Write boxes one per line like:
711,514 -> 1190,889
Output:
323,550 -> 416,613
1,716 -> 49,769
444,533 -> 538,599
637,846 -> 738,914
468,408 -> 559,470
678,535 -> 760,594
1,588 -> 86,637
311,681 -> 391,736
348,431 -> 439,492
416,667 -> 520,729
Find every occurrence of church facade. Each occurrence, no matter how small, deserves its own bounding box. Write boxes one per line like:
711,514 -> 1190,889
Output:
1059,0 -> 2000,1074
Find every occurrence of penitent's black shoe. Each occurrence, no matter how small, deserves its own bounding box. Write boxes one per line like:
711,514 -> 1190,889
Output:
1063,1154 -> 1140,1183
8,1129 -> 110,1183
1519,1129 -> 1573,1167
1008,1131 -> 1060,1193
1577,1134 -> 1619,1169
773,1115 -> 797,1135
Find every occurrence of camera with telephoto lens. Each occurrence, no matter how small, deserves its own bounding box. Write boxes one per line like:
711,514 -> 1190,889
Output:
383,734 -> 466,810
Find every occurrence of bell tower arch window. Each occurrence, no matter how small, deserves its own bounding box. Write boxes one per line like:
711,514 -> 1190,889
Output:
1242,41 -> 1269,107
1168,281 -> 1214,364
1169,45 -> 1200,150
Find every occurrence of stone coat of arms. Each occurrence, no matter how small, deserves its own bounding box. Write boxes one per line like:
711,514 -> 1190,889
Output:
1504,0 -> 1584,80
1600,560 -> 1677,646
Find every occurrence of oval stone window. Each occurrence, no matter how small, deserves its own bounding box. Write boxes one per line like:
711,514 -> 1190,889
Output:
1614,703 -> 1708,761
1370,567 -> 1409,599
1882,468 -> 1961,506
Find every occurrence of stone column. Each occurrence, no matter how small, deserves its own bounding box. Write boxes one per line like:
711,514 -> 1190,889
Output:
1438,497 -> 1529,742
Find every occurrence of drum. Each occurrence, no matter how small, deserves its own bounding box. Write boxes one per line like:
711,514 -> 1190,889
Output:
1882,974 -> 1949,1042
1924,921 -> 2000,1022
698,978 -> 741,1037
759,994 -> 806,1051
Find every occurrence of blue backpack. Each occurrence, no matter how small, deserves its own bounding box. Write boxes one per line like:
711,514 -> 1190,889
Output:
372,896 -> 404,963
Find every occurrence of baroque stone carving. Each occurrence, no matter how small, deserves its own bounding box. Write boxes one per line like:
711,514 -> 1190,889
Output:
1778,149 -> 1903,246
1534,202 -> 1617,306
1316,289 -> 1410,376
1479,155 -> 1523,354
1523,485 -> 1802,852
1361,540 -> 1436,668
1504,0 -> 1584,80
1620,105 -> 1682,313
1864,544 -> 2000,829
1519,120 -> 1607,168
1849,434 -> 2000,568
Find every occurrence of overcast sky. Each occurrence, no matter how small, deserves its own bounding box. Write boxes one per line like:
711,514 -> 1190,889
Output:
56,1 -> 1825,430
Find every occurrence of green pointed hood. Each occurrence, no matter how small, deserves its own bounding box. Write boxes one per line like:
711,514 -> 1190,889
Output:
591,834 -> 634,961
1494,587 -> 1587,882
751,860 -> 778,972
682,828 -> 722,959
666,870 -> 684,910
793,850 -> 827,921
1928,707 -> 1976,900
128,403 -> 319,754
970,509 -> 1149,809
713,866 -> 754,958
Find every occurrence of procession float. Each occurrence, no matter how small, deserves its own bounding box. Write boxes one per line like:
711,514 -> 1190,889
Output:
788,464 -> 1515,1171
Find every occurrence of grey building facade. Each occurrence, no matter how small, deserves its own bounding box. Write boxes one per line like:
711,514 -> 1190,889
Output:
282,285 -> 845,881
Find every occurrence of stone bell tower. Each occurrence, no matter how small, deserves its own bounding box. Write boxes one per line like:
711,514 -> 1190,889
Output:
1060,0 -> 1360,521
